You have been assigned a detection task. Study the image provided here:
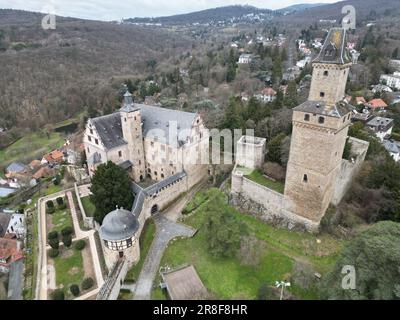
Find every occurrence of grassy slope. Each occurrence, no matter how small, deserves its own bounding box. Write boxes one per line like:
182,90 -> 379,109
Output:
0,132 -> 64,166
245,170 -> 285,194
156,189 -> 343,300
125,218 -> 156,282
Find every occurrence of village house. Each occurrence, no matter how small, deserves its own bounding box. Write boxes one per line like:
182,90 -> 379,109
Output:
5,213 -> 25,239
389,59 -> 400,72
5,163 -> 27,179
366,117 -> 394,141
366,99 -> 388,112
0,238 -> 23,273
254,87 -> 277,103
372,84 -> 393,94
41,150 -> 64,165
238,53 -> 252,64
383,140 -> 400,162
380,72 -> 400,90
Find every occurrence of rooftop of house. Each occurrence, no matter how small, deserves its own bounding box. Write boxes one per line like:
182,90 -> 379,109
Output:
368,99 -> 388,109
313,28 -> 352,65
5,162 -> 26,174
161,265 -> 208,300
0,213 -> 12,238
43,150 -> 64,162
261,87 -> 277,96
294,100 -> 354,118
90,99 -> 198,150
0,237 -> 23,266
367,117 -> 394,127
384,140 -> 400,154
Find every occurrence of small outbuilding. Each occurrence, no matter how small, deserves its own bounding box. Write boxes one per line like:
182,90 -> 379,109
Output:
161,265 -> 208,300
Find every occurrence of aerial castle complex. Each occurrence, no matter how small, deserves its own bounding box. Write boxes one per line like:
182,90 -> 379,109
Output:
231,28 -> 369,232
84,91 -> 209,278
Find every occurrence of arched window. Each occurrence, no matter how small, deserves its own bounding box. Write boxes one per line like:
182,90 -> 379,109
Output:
320,92 -> 325,98
318,117 -> 325,124
304,114 -> 310,121
303,174 -> 308,183
323,71 -> 328,76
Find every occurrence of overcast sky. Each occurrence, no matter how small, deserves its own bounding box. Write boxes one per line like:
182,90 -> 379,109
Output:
0,0 -> 341,21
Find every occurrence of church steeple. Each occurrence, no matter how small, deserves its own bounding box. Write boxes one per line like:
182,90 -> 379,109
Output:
124,90 -> 133,106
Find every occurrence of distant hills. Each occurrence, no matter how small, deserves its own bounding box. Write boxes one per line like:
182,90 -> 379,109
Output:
124,5 -> 274,25
277,3 -> 327,14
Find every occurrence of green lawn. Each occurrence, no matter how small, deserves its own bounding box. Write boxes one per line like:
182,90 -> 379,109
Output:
81,196 -> 96,217
0,131 -> 65,167
243,169 -> 285,194
155,189 -> 343,300
49,204 -> 73,234
52,247 -> 84,297
125,218 -> 156,282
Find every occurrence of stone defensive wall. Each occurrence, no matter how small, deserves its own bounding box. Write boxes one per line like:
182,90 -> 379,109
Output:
332,137 -> 369,205
230,166 -> 319,233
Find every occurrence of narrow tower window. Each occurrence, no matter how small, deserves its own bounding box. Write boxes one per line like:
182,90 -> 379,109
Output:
320,92 -> 325,98
303,174 -> 308,183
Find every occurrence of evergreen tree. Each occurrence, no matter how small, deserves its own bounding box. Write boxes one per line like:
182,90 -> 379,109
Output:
285,81 -> 298,107
90,161 -> 134,224
266,133 -> 286,164
204,192 -> 243,258
221,98 -> 243,131
319,221 -> 400,300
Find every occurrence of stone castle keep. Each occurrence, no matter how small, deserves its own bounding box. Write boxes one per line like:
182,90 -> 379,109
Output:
231,28 -> 369,232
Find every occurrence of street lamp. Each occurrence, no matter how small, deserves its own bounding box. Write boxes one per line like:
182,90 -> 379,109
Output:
275,281 -> 291,300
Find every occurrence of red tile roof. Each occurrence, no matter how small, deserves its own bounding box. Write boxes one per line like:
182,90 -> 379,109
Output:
0,238 -> 23,268
261,87 -> 277,96
368,99 -> 388,109
43,150 -> 64,163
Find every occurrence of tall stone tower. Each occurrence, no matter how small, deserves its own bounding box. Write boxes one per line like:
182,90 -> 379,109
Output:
120,91 -> 146,183
284,28 -> 353,224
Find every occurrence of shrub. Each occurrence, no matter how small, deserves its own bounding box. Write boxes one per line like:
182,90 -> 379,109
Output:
46,200 -> 55,214
48,248 -> 59,258
81,277 -> 94,290
62,234 -> 72,247
56,197 -> 64,206
58,203 -> 67,210
48,231 -> 58,240
51,289 -> 65,300
70,284 -> 80,297
74,240 -> 86,251
61,226 -> 73,237
53,174 -> 61,185
48,238 -> 59,250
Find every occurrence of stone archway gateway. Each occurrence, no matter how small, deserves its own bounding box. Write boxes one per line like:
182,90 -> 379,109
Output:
151,204 -> 159,215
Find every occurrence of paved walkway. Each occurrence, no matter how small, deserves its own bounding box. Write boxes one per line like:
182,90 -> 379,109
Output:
133,180 -> 206,300
133,214 -> 195,300
36,187 -> 104,300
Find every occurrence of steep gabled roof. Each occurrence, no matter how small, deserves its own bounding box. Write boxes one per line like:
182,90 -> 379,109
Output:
90,113 -> 127,150
314,28 -> 352,65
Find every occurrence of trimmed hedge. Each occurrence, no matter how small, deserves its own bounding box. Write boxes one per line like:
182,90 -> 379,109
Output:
51,289 -> 65,300
70,284 -> 80,297
81,277 -> 94,290
48,248 -> 59,258
74,240 -> 86,251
